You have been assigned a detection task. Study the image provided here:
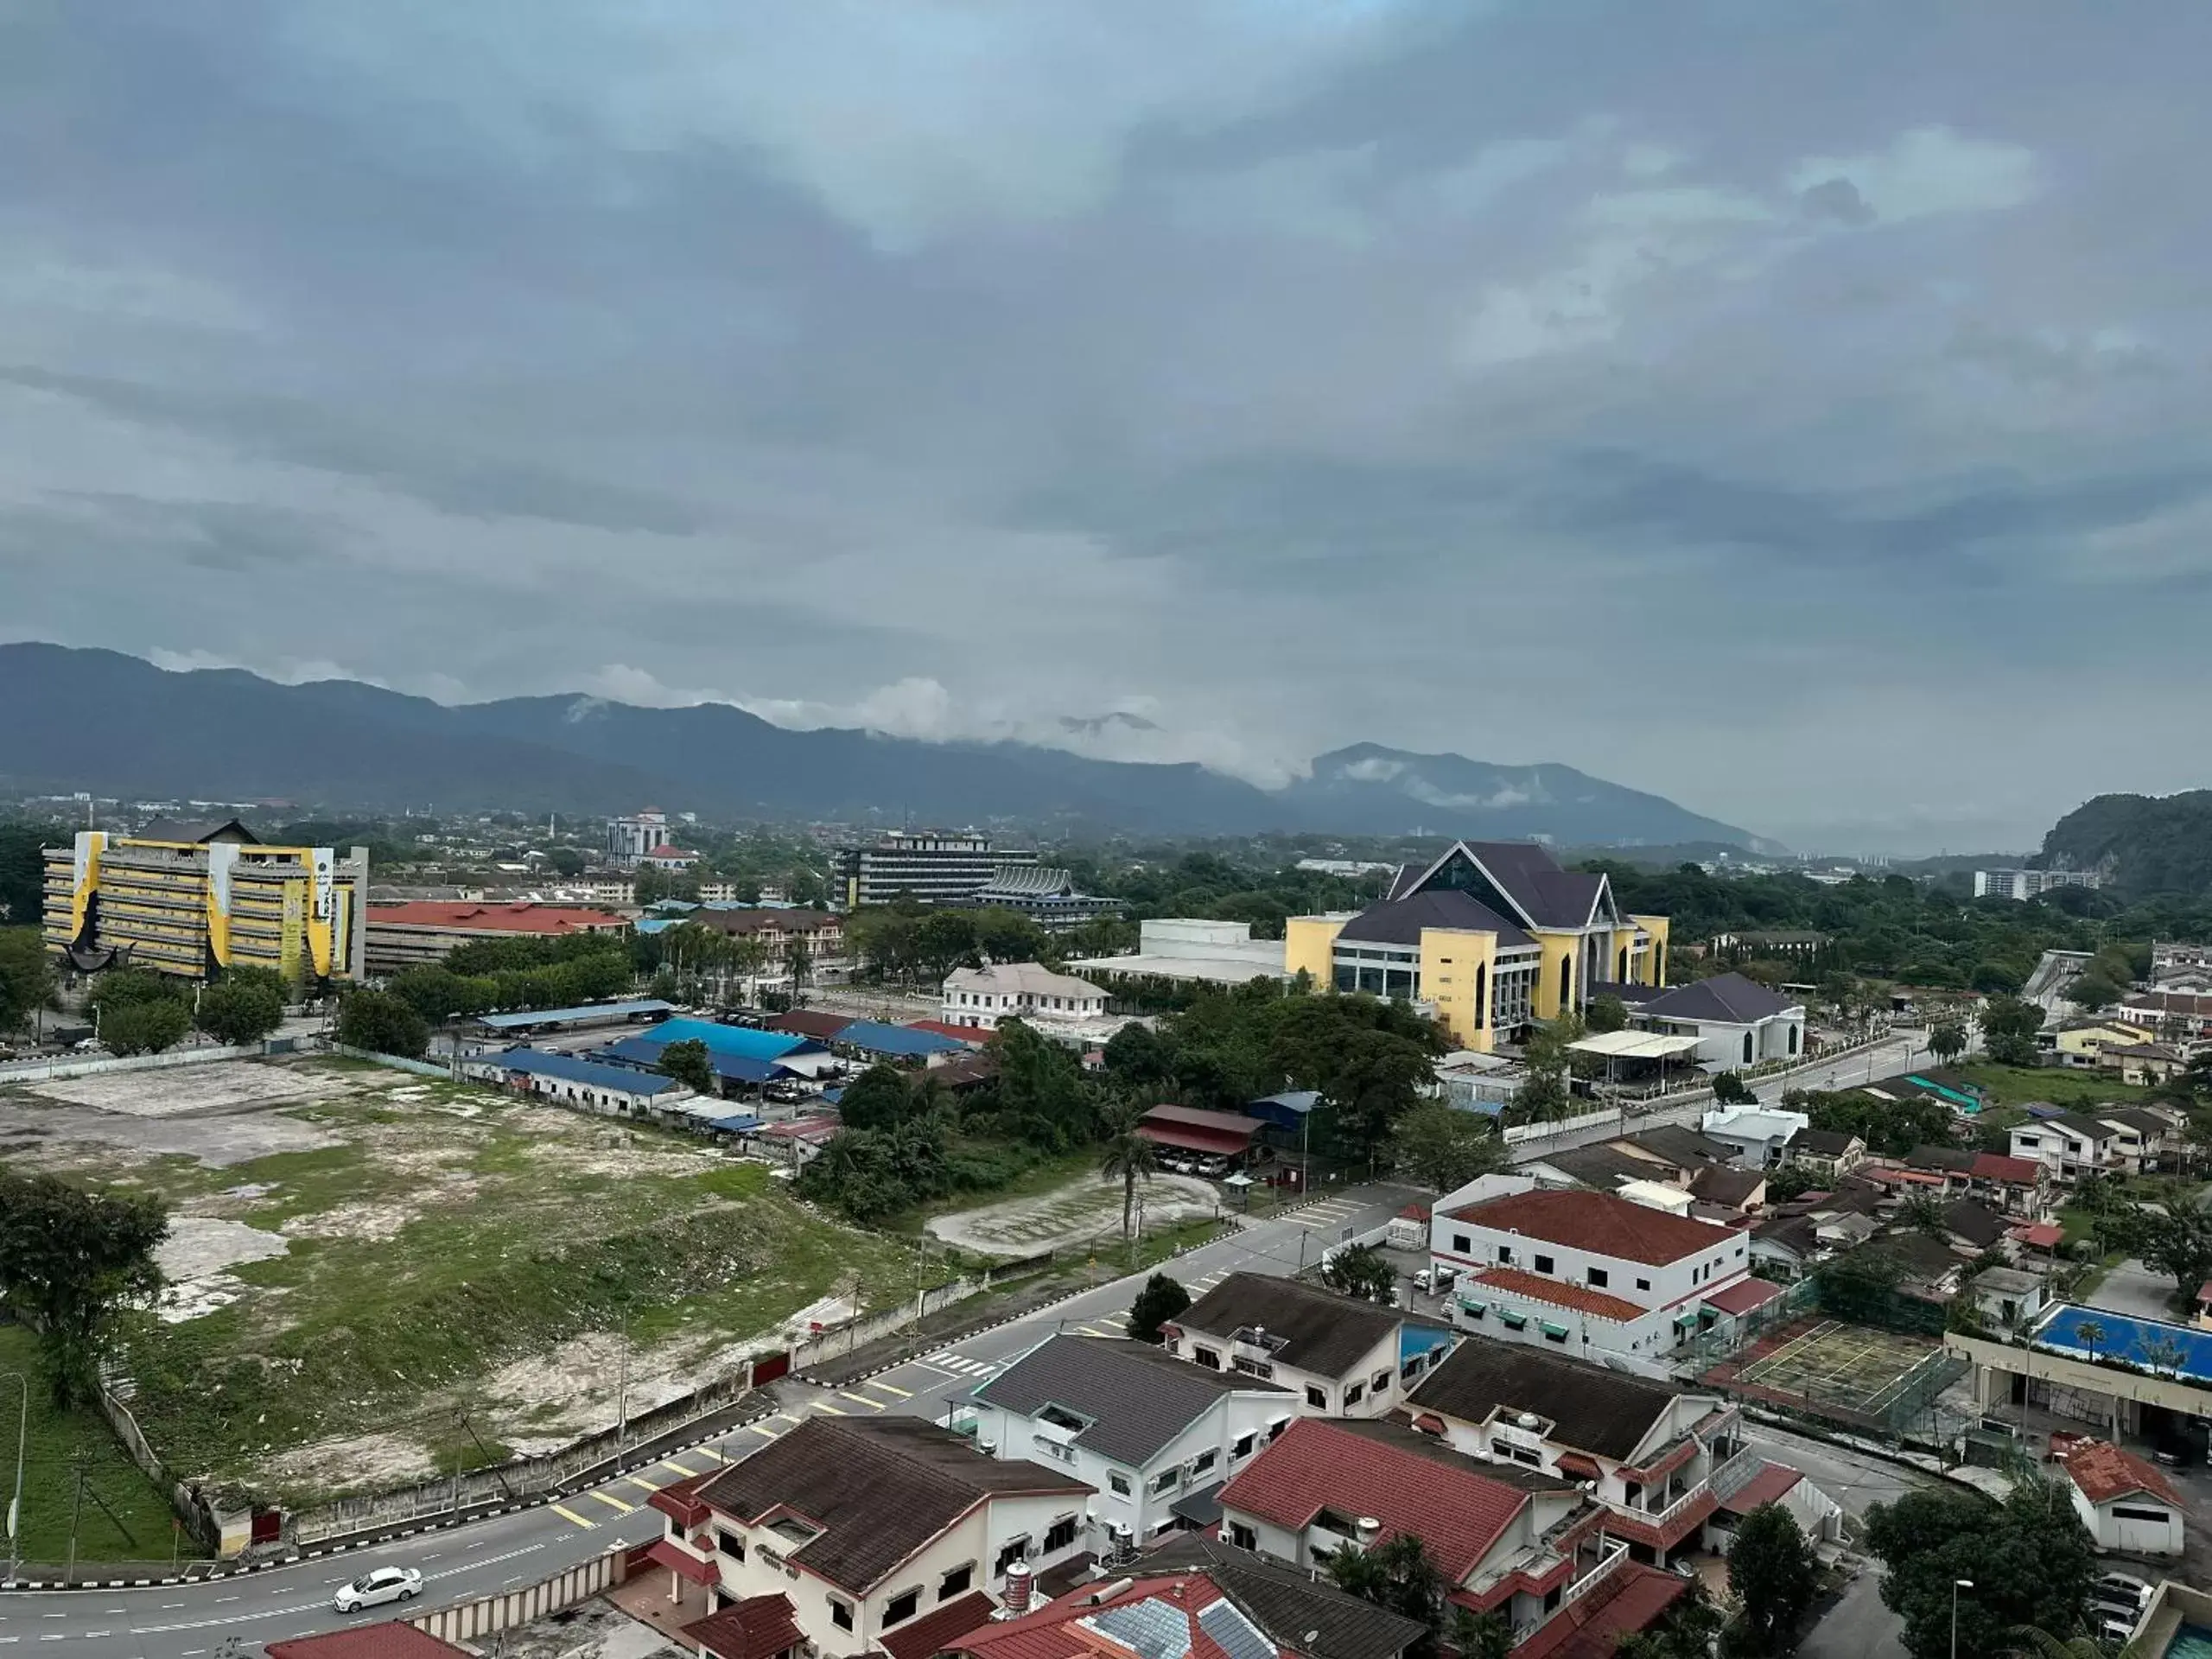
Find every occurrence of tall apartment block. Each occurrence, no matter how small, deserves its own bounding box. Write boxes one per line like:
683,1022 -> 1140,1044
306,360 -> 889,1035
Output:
44,817 -> 368,983
1973,868 -> 2102,901
836,831 -> 1037,909
607,808 -> 669,868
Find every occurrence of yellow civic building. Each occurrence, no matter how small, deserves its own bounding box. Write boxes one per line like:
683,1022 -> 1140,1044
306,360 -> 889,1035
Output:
1285,840 -> 1668,1052
43,817 -> 368,984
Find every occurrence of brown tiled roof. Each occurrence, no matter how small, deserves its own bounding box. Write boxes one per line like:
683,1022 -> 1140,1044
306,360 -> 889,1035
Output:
684,1592 -> 807,1659
880,1590 -> 1000,1659
1407,1342 -> 1682,1462
1171,1272 -> 1410,1381
264,1630 -> 469,1659
1451,1189 -> 1738,1267
2063,1440 -> 2183,1508
1468,1267 -> 1644,1324
697,1416 -> 1089,1595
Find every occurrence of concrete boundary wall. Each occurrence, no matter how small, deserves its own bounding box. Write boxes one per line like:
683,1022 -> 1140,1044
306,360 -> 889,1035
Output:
0,1041 -> 266,1084
410,1547 -> 625,1643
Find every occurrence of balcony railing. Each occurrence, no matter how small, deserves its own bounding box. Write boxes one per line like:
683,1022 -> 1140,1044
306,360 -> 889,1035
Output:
1558,1544 -> 1630,1611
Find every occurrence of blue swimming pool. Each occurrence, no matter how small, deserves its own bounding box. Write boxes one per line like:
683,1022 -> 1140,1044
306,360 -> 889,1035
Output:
2033,1303 -> 2212,1383
2164,1623 -> 2212,1658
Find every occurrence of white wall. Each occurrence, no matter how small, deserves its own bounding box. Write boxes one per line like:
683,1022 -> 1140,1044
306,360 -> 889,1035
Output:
1431,1215 -> 1751,1318
2072,1488 -> 2183,1556
1172,1327 -> 1407,1419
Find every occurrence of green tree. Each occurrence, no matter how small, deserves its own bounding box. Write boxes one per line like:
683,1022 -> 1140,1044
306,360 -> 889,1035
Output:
1980,995 -> 2046,1067
1445,1609 -> 1514,1659
1711,1070 -> 1755,1105
837,1063 -> 922,1131
1126,1273 -> 1190,1344
0,1170 -> 168,1406
1099,1106 -> 1160,1241
100,995 -> 191,1055
1325,1531 -> 1443,1635
658,1037 -> 718,1097
1321,1243 -> 1397,1304
1586,993 -> 1628,1034
194,979 -> 285,1046
548,847 -> 588,876
1614,1582 -> 1726,1659
1864,1484 -> 2094,1659
974,907 -> 1047,965
1324,1027 -> 1433,1163
0,823 -> 53,926
1929,1020 -> 1967,1067
915,910 -> 980,981
335,988 -> 430,1058
0,926 -> 58,1036
2068,973 -> 2122,1013
1103,1021 -> 1178,1090
1899,1190 -> 1950,1235
1389,1100 -> 1503,1192
989,1018 -> 1097,1148
1728,1503 -> 1819,1654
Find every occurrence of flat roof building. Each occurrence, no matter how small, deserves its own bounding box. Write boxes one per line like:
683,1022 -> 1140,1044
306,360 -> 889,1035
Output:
363,900 -> 630,975
838,832 -> 1036,911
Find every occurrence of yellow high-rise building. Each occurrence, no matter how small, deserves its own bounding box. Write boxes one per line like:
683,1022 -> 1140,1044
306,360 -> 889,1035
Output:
1282,840 -> 1668,1052
43,817 -> 367,984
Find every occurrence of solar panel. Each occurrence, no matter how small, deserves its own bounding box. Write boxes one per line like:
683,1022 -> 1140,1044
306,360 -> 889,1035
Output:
1085,1599 -> 1194,1659
1198,1599 -> 1279,1659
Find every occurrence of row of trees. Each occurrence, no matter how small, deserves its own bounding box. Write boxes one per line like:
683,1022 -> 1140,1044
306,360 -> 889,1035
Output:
0,1170 -> 168,1405
842,903 -> 1129,985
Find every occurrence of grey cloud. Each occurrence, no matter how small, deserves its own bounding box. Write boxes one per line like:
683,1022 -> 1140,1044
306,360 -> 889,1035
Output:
1799,176 -> 1874,226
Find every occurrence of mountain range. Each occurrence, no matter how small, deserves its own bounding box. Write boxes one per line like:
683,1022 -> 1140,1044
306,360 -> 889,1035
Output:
0,644 -> 1765,848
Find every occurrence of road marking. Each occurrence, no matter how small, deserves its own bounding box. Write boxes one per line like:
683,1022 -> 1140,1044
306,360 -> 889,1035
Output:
810,1401 -> 845,1415
550,1503 -> 598,1529
864,1379 -> 912,1398
836,1389 -> 886,1410
589,1490 -> 636,1514
625,1475 -> 663,1494
1077,1325 -> 1117,1338
747,1422 -> 782,1438
694,1446 -> 728,1462
663,1458 -> 699,1476
924,1351 -> 1000,1376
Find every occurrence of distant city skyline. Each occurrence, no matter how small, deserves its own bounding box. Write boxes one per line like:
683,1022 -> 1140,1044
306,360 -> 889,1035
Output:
3,3 -> 2204,854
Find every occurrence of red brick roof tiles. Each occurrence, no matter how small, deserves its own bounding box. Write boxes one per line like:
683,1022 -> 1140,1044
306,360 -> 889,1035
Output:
2063,1440 -> 2183,1508
1469,1267 -> 1644,1324
1449,1190 -> 1738,1267
368,902 -> 629,932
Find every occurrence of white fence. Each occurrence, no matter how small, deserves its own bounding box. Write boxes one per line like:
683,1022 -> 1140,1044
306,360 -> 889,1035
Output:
1503,1105 -> 1622,1146
410,1548 -> 624,1644
0,1040 -> 266,1084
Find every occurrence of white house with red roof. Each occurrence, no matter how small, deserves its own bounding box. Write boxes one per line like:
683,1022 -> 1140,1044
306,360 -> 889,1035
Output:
2060,1440 -> 2186,1555
1216,1416 -> 1688,1652
1430,1189 -> 1755,1365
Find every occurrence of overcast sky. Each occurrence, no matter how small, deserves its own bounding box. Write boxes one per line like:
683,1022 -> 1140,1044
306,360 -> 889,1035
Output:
3,3 -> 2204,854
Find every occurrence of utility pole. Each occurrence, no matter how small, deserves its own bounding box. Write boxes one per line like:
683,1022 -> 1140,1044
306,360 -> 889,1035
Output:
65,1453 -> 87,1584
3,1370 -> 26,1587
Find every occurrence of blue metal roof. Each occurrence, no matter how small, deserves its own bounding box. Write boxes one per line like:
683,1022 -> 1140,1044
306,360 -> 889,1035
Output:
709,1114 -> 763,1133
487,1047 -> 683,1095
834,1020 -> 969,1058
476,999 -> 675,1031
1245,1090 -> 1321,1129
591,1037 -> 789,1084
633,917 -> 679,935
631,1018 -> 819,1061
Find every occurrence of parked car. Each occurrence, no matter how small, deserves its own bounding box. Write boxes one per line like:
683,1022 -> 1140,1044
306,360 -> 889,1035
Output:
1414,1265 -> 1459,1295
333,1566 -> 423,1613
2098,1613 -> 2141,1645
2094,1573 -> 2154,1611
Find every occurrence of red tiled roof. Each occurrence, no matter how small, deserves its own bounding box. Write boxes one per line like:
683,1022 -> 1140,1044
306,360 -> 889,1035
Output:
947,1576 -> 1229,1659
1470,1267 -> 1644,1324
1451,1190 -> 1736,1268
880,1590 -> 1000,1659
1971,1153 -> 2042,1185
683,1592 -> 806,1659
647,844 -> 698,859
649,1471 -> 713,1529
765,1008 -> 855,1040
1218,1417 -> 1529,1582
2063,1440 -> 2183,1508
1514,1561 -> 1688,1659
1397,1203 -> 1432,1220
2011,1223 -> 2064,1249
368,901 -> 629,933
265,1629 -> 470,1659
1554,1452 -> 1603,1479
1716,1462 -> 1803,1516
906,1020 -> 989,1044
1143,1103 -> 1266,1135
645,1536 -> 720,1586
1137,1123 -> 1256,1155
1701,1278 -> 1784,1317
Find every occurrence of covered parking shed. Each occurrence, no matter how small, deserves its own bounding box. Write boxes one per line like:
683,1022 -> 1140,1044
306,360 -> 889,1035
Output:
1567,1028 -> 1705,1087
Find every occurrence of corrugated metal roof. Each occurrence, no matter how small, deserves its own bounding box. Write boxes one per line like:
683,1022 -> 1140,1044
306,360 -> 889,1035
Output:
476,999 -> 673,1029
486,1047 -> 683,1095
835,1020 -> 969,1058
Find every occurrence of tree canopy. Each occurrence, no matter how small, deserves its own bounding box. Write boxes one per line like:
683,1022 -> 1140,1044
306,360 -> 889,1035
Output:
1727,1504 -> 1819,1654
1863,1484 -> 2094,1659
0,1170 -> 168,1404
336,988 -> 430,1058
1127,1273 -> 1191,1344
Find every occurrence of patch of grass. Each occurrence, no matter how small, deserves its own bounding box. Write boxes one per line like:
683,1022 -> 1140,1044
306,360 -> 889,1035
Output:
0,1324 -> 202,1567
1953,1062 -> 2152,1110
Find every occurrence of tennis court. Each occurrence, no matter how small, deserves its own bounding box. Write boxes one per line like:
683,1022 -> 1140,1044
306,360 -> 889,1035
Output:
1708,1316 -> 1964,1433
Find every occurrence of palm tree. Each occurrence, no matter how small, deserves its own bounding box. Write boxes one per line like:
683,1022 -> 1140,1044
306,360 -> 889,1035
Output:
1098,1108 -> 1160,1242
2010,1624 -> 2149,1657
1929,1020 -> 1967,1067
2074,1319 -> 2107,1363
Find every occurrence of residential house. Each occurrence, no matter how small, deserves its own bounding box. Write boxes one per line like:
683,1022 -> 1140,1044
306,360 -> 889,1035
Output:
942,963 -> 1108,1031
2053,1020 -> 2150,1070
1865,1232 -> 1968,1300
962,1335 -> 1294,1548
1749,1215 -> 1819,1281
1429,1189 -> 1754,1363
2061,1441 -> 2186,1556
690,907 -> 847,962
1162,1273 -> 1458,1417
1785,1128 -> 1866,1181
1972,1267 -> 2050,1332
1217,1416 -> 1687,1651
1705,1459 -> 1845,1556
1942,1198 -> 2012,1255
939,1541 -> 1429,1659
2011,1112 -> 2130,1182
1402,1341 -> 1750,1567
1698,1108 -> 1810,1170
1687,1166 -> 1767,1216
1963,1153 -> 2051,1218
2103,1042 -> 2190,1086
2097,1108 -> 2180,1173
2117,990 -> 2212,1043
643,1416 -> 1093,1659
1620,974 -> 1808,1071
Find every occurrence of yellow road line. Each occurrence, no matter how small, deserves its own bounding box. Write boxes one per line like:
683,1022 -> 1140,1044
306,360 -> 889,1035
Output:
865,1379 -> 912,1399
664,1459 -> 700,1477
1078,1325 -> 1116,1338
625,1476 -> 663,1494
747,1423 -> 783,1439
695,1446 -> 728,1461
811,1402 -> 846,1415
837,1390 -> 887,1411
589,1490 -> 636,1514
550,1503 -> 597,1530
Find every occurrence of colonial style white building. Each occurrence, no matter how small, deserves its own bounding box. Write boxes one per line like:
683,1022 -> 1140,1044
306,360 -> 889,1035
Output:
942,963 -> 1107,1030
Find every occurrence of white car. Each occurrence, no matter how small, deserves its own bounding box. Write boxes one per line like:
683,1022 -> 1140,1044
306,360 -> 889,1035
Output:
333,1565 -> 423,1613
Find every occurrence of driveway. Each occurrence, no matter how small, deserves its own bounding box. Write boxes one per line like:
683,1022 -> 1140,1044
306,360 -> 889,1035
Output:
2085,1258 -> 2185,1323
1799,1567 -> 1908,1659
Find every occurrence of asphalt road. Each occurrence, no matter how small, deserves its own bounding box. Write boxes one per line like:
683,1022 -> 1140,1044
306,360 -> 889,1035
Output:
0,1185 -> 1416,1659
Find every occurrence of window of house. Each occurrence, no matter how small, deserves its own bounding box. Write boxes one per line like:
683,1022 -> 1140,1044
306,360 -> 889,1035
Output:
1497,1245 -> 1514,1264
995,1537 -> 1031,1574
1534,1254 -> 1554,1274
2114,1506 -> 2173,1523
1152,1469 -> 1182,1495
1453,1233 -> 1471,1253
1587,1268 -> 1608,1287
1544,1586 -> 1562,1613
1345,1382 -> 1365,1406
1228,1522 -> 1258,1550
830,1599 -> 855,1632
718,1531 -> 746,1560
1233,1432 -> 1255,1459
1109,1471 -> 1132,1496
1045,1516 -> 1080,1552
1637,1277 -> 1650,1291
1193,1345 -> 1222,1370
1306,1385 -> 1328,1408
1372,1370 -> 1393,1393
886,1590 -> 920,1627
1189,1451 -> 1218,1479
941,1564 -> 975,1600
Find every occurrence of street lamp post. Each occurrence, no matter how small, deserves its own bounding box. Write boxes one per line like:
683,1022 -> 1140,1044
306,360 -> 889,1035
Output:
3,1370 -> 25,1587
1951,1578 -> 1974,1659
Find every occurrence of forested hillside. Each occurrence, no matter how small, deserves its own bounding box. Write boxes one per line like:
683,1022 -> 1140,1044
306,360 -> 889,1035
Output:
2041,791 -> 2212,898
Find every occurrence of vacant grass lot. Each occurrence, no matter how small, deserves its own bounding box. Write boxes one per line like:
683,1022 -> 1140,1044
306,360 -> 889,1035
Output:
0,1324 -> 198,1567
3,1058 -> 918,1506
1952,1061 -> 2153,1110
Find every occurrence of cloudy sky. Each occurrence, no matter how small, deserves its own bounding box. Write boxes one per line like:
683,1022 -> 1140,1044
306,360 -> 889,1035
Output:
3,2 -> 2205,853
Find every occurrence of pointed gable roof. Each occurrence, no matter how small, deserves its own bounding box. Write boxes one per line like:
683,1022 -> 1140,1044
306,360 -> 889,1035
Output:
1384,841 -> 1616,932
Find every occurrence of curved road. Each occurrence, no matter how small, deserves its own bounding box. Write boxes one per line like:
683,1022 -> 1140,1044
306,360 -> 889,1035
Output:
2,1185 -> 1418,1659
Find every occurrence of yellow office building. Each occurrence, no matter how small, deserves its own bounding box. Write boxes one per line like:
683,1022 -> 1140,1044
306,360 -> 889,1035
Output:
43,817 -> 367,984
1285,840 -> 1668,1053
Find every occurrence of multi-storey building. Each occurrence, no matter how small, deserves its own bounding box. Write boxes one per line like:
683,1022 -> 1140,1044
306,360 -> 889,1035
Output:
838,833 -> 1035,910
362,900 -> 631,975
941,963 -> 1107,1030
1429,1189 -> 1753,1363
1974,868 -> 2102,900
44,819 -> 366,983
1284,842 -> 1669,1053
1161,1271 -> 1459,1415
607,808 -> 670,868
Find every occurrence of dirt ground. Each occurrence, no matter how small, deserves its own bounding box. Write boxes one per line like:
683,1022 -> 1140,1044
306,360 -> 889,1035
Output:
925,1169 -> 1222,1255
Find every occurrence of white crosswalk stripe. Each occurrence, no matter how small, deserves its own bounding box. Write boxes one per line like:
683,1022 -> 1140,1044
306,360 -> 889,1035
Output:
925,1351 -> 1001,1376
